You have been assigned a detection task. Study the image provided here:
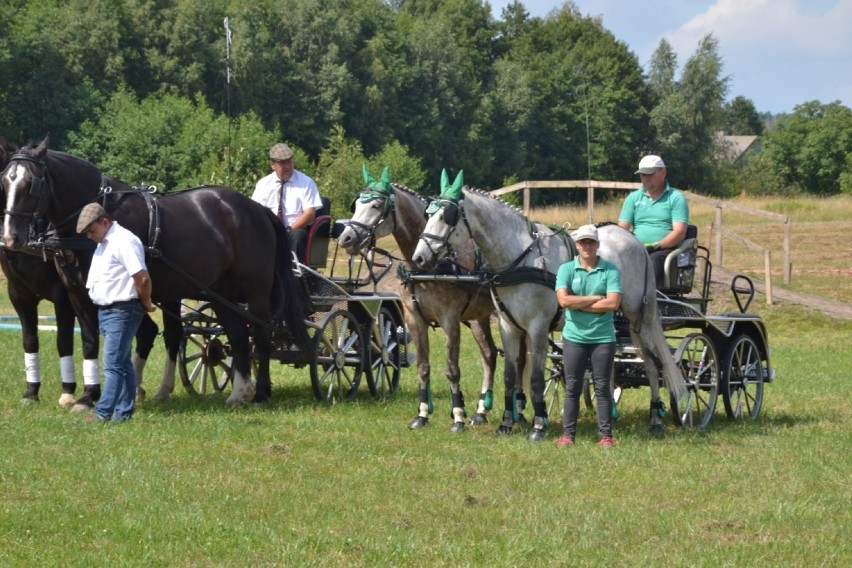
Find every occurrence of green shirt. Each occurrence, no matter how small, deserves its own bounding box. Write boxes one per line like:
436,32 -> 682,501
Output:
618,183 -> 689,245
555,258 -> 621,344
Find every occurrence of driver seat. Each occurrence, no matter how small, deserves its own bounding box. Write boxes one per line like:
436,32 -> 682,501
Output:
660,224 -> 698,295
303,196 -> 331,268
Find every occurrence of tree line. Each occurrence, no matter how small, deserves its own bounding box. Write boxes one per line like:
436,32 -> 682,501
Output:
1,0 -> 849,219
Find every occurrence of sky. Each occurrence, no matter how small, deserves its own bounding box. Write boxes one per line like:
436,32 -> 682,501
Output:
489,0 -> 852,115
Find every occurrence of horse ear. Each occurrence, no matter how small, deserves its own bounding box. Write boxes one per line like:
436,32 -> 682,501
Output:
451,170 -> 464,193
380,166 -> 391,184
440,169 -> 449,193
362,163 -> 375,185
34,135 -> 50,158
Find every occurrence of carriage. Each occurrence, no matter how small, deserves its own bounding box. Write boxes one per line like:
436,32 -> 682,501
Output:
176,199 -> 411,403
543,224 -> 775,428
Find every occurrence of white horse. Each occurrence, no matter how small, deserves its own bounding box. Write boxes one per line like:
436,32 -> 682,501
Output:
412,171 -> 688,438
338,165 -> 500,432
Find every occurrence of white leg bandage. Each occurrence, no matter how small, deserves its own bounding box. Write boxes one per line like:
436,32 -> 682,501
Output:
83,359 -> 100,386
25,353 -> 41,383
60,355 -> 76,384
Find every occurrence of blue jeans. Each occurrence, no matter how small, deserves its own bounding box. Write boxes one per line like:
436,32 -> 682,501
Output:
94,302 -> 144,422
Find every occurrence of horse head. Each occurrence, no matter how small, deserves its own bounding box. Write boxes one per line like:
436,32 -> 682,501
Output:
412,168 -> 469,269
338,164 -> 396,254
2,137 -> 51,249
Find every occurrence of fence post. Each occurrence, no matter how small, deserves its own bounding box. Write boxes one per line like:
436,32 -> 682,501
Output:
783,217 -> 791,285
715,206 -> 723,268
765,249 -> 773,306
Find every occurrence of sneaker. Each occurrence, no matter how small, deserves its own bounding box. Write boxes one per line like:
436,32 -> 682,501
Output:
555,435 -> 574,447
597,436 -> 616,447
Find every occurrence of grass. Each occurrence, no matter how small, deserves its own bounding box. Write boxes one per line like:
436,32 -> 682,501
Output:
0,194 -> 850,566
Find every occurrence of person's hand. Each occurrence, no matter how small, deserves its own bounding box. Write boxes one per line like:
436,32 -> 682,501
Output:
644,242 -> 660,253
142,301 -> 157,313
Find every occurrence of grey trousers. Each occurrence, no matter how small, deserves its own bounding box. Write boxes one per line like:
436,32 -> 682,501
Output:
561,338 -> 616,438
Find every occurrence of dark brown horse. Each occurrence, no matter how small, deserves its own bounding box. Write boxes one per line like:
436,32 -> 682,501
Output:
2,138 -> 309,405
0,137 -> 158,408
338,166 -> 501,432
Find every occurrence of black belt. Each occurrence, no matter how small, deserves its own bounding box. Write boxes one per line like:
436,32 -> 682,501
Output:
98,299 -> 140,310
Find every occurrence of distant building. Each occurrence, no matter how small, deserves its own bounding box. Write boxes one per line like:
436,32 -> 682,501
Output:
716,133 -> 762,166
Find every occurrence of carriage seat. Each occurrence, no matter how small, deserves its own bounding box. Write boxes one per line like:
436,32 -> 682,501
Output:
303,196 -> 331,268
659,224 -> 698,295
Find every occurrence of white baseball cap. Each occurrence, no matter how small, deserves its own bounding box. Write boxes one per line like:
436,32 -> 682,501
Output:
574,224 -> 599,242
635,155 -> 665,175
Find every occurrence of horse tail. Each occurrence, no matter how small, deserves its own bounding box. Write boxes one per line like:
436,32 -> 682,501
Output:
637,253 -> 688,404
268,212 -> 311,350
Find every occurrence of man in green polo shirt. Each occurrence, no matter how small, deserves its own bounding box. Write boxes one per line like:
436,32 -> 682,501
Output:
617,155 -> 689,287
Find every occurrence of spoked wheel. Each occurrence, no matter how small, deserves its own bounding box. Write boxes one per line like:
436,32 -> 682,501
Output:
365,305 -> 402,398
721,335 -> 765,420
544,333 -> 564,418
179,302 -> 233,395
310,309 -> 366,402
671,333 -> 719,428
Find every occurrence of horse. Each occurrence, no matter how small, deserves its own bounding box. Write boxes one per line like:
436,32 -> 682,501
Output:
337,165 -> 500,432
0,137 -> 160,410
2,138 -> 310,406
412,171 -> 688,438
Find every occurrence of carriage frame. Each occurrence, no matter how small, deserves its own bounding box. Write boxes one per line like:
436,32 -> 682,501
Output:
176,208 -> 410,403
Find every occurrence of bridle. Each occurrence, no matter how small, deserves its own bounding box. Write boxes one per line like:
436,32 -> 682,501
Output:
344,189 -> 396,250
418,197 -> 472,261
2,153 -> 53,241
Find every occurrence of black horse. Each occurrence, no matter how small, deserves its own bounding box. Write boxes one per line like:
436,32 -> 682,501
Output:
2,138 -> 309,405
0,137 -> 158,409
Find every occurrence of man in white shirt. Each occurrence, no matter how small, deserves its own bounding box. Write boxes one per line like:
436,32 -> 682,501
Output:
251,143 -> 323,262
77,203 -> 155,423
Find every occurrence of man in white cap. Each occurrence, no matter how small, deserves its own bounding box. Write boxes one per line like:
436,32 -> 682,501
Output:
251,143 -> 323,262
77,203 -> 155,423
617,155 -> 689,287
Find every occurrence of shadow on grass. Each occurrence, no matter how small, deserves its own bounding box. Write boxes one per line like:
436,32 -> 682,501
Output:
136,380 -> 393,417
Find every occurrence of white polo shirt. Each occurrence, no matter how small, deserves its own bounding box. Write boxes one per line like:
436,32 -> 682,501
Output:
85,221 -> 147,306
251,169 -> 323,228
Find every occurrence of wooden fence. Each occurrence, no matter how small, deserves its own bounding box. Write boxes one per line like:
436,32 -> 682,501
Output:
491,180 -> 792,305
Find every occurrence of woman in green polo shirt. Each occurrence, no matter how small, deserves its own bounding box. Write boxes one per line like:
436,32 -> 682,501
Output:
554,224 -> 622,447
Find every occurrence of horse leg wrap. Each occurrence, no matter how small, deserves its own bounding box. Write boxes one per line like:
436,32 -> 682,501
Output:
651,398 -> 666,419
450,391 -> 466,420
505,391 -> 518,423
533,401 -> 548,429
482,390 -> 493,411
419,385 -> 434,416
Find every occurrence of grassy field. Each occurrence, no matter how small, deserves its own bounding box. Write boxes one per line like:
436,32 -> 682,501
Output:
0,195 -> 850,566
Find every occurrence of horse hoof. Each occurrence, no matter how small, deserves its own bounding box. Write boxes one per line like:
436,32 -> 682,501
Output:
469,413 -> 488,426
136,387 -> 147,403
450,421 -> 466,434
151,390 -> 172,402
58,393 -> 76,409
20,395 -> 40,405
409,416 -> 429,429
527,427 -> 547,442
648,423 -> 666,434
496,424 -> 514,436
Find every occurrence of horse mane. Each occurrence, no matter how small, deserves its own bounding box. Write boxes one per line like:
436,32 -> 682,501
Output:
391,182 -> 427,204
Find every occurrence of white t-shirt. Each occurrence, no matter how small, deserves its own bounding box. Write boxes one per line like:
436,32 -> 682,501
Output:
251,170 -> 323,228
85,221 -> 147,306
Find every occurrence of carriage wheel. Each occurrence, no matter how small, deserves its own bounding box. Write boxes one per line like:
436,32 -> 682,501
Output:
310,309 -> 366,402
178,302 -> 233,395
721,335 -> 765,420
544,333 -> 564,418
365,306 -> 401,397
671,333 -> 719,428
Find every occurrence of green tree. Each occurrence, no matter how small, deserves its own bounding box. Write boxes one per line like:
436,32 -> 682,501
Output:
647,34 -> 729,193
722,96 -> 764,135
762,100 -> 852,195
